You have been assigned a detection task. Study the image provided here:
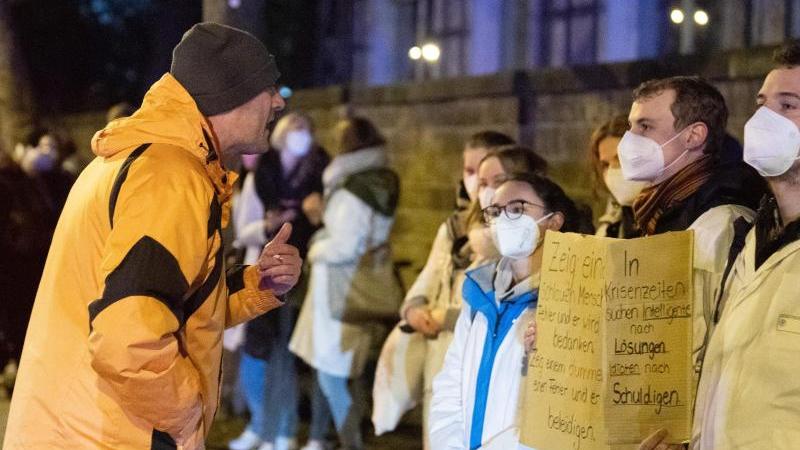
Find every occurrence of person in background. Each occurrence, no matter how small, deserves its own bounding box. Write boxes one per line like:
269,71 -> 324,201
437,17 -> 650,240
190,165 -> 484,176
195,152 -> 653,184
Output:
290,117 -> 399,450
400,130 -> 514,450
228,113 -> 331,450
14,130 -> 75,219
589,114 -> 646,238
466,145 -> 550,263
429,173 -> 584,449
0,151 -> 53,394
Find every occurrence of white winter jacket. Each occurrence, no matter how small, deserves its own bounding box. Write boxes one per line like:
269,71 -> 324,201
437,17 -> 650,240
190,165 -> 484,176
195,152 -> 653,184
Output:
429,259 -> 538,450
693,206 -> 800,449
289,147 -> 395,378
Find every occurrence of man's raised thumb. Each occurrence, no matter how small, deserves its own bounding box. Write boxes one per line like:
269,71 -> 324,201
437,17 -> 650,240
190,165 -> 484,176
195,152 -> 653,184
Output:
271,222 -> 292,245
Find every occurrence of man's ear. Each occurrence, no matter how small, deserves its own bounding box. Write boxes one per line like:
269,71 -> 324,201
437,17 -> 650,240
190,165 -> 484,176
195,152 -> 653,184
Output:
686,121 -> 709,151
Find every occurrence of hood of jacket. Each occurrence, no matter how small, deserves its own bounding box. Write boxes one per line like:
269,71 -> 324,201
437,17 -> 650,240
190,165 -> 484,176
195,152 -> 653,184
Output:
91,73 -> 237,203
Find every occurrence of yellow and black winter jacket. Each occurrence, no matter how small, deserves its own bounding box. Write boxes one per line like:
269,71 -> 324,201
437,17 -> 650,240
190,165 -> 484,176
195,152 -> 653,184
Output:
4,74 -> 281,450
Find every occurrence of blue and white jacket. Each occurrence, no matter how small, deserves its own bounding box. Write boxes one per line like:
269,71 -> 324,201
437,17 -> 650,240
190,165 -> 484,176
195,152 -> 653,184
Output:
429,258 -> 539,450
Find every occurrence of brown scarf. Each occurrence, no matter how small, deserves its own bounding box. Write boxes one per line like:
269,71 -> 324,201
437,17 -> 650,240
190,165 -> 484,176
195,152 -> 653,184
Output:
632,155 -> 715,235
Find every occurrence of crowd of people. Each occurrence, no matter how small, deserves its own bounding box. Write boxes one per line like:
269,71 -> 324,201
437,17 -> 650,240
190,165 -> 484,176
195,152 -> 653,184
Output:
2,21 -> 800,450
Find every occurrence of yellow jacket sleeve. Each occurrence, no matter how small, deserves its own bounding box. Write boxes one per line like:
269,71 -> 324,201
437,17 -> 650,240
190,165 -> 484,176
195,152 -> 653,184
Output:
225,264 -> 283,328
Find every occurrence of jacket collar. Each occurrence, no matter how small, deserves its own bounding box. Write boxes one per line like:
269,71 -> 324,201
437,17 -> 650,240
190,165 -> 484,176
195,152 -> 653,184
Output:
464,259 -> 539,311
322,146 -> 386,191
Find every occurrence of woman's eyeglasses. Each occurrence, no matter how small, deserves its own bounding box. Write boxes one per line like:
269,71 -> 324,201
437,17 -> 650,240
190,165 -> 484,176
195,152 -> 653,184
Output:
482,200 -> 546,222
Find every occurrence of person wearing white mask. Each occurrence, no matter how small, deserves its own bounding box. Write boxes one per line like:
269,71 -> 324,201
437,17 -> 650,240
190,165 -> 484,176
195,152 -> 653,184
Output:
429,172 -> 583,450
618,77 -> 764,419
590,114 -> 648,238
468,145 -> 549,262
401,130 -> 514,449
640,43 -> 800,450
229,112 -> 332,450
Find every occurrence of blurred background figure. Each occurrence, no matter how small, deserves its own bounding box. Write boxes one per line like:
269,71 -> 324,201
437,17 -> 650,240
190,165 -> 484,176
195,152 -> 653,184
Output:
590,114 -> 647,238
290,117 -> 400,450
0,150 -> 55,396
398,130 -> 515,449
228,112 -> 331,450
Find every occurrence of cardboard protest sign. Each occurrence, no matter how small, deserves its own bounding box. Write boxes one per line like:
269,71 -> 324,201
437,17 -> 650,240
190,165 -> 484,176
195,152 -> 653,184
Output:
520,231 -> 693,450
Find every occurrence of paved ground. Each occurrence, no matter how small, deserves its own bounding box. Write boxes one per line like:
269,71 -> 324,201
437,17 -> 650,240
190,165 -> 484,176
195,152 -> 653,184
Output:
208,405 -> 424,450
0,395 -> 423,449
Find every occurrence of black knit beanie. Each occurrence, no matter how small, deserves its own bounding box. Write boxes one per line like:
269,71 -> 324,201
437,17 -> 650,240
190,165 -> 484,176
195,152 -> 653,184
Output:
171,22 -> 281,116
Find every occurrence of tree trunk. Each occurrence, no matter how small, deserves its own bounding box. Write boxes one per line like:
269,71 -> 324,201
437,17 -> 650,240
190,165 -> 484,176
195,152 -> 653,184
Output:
0,3 -> 35,154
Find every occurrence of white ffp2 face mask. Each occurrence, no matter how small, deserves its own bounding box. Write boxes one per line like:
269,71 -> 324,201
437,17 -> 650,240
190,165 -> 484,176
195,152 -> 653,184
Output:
285,130 -> 313,157
491,212 -> 553,260
617,129 -> 687,182
744,106 -> 800,177
463,174 -> 479,202
603,167 -> 649,206
478,186 -> 496,209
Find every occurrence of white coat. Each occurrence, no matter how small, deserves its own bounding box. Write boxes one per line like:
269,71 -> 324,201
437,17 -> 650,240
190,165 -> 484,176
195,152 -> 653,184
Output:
289,147 -> 394,378
687,204 -> 755,367
693,213 -> 800,449
429,259 -> 538,450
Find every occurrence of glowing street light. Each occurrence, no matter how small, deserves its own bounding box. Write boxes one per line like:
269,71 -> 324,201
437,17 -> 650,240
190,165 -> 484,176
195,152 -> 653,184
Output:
408,46 -> 422,60
670,8 -> 685,24
694,10 -> 709,26
421,43 -> 441,62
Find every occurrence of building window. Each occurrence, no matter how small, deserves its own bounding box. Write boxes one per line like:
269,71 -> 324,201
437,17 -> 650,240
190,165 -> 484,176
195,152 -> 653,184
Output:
411,0 -> 468,79
351,0 -> 369,82
539,0 -> 601,67
745,0 -> 800,46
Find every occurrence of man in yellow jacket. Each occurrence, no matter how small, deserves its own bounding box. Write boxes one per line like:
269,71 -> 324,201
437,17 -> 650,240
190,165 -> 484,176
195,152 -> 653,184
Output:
4,23 -> 300,449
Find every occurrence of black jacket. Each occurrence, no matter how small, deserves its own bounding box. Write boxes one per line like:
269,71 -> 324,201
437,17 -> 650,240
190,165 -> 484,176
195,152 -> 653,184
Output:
245,146 -> 330,359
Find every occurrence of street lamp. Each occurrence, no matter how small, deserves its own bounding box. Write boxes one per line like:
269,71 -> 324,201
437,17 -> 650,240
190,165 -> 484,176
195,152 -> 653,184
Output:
670,1 -> 709,54
421,43 -> 441,62
670,8 -> 685,24
409,42 -> 441,80
694,10 -> 709,26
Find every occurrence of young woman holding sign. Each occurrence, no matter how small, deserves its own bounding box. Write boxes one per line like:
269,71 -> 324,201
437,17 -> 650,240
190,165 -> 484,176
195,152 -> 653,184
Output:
429,173 -> 584,449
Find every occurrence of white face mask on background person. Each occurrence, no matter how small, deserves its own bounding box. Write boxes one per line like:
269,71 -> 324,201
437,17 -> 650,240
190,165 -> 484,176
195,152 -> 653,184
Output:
20,147 -> 56,174
743,106 -> 800,177
285,130 -> 313,157
491,212 -> 553,260
603,167 -> 649,206
617,129 -> 688,182
478,186 -> 496,209
463,174 -> 479,202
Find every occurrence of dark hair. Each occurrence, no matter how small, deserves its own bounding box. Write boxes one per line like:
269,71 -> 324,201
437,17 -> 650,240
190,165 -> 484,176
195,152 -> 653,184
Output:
633,76 -> 728,155
335,117 -> 386,154
589,114 -> 629,195
503,172 -> 594,234
773,41 -> 800,67
466,130 -> 515,150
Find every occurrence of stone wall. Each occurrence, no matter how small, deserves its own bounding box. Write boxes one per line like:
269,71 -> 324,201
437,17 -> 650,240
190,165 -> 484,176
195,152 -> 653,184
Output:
54,45 -> 777,286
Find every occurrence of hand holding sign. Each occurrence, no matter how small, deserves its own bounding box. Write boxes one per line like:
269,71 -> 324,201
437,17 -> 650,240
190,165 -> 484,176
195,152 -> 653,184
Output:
257,223 -> 302,295
638,428 -> 684,450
